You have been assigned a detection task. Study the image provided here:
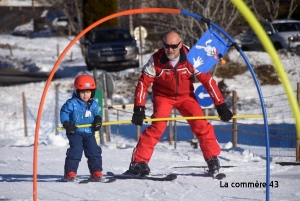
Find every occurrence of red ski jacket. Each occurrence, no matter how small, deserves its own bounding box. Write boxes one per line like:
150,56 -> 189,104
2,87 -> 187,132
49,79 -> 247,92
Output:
134,45 -> 225,107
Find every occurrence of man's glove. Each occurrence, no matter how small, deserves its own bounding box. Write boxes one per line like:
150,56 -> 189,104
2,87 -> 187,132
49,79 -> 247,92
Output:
132,106 -> 146,126
216,103 -> 233,122
63,121 -> 77,134
93,116 -> 102,131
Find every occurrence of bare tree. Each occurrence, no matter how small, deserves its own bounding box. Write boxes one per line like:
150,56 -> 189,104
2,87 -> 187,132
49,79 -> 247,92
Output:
41,0 -> 84,54
252,0 -> 297,21
251,0 -> 299,21
263,0 -> 280,20
173,0 -> 248,40
43,0 -> 83,35
287,0 -> 298,19
118,0 -> 253,46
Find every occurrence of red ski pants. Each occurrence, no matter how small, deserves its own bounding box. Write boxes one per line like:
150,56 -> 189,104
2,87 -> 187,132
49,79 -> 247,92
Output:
132,95 -> 221,162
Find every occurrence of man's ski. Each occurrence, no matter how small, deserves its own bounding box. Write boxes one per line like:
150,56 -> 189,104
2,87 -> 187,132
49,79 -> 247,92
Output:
107,172 -> 177,181
173,165 -> 235,169
204,169 -> 226,180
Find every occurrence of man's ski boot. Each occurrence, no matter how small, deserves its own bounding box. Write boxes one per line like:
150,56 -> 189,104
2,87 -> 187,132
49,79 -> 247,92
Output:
206,156 -> 220,175
206,156 -> 226,179
124,162 -> 151,176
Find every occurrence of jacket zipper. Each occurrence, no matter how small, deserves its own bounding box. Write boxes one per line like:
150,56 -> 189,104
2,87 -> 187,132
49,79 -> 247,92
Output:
165,62 -> 179,100
74,101 -> 89,126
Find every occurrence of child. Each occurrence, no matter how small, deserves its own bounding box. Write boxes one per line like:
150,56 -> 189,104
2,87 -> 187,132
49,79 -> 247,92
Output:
60,74 -> 103,182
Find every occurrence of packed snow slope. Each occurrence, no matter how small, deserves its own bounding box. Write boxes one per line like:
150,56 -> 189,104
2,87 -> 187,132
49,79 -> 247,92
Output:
0,34 -> 299,201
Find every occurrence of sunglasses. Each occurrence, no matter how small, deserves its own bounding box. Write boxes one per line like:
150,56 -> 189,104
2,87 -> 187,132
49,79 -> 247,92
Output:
163,41 -> 181,49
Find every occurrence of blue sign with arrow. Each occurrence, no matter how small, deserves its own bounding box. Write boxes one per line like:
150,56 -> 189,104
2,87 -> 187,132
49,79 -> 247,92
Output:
193,83 -> 214,108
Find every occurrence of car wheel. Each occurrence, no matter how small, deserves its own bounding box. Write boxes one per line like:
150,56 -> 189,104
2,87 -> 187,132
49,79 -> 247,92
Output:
241,46 -> 249,51
85,58 -> 94,71
273,42 -> 282,50
134,60 -> 140,68
296,45 -> 300,55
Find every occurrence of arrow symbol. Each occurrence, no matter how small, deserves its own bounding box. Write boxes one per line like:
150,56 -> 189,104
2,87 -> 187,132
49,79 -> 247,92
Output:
198,92 -> 210,99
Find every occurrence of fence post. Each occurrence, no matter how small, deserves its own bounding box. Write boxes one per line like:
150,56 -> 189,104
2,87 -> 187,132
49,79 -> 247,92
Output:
173,109 -> 177,149
103,73 -> 111,142
55,84 -> 59,135
139,25 -> 143,67
169,113 -> 173,145
136,125 -> 140,141
22,92 -> 28,137
232,90 -> 237,147
116,110 -> 119,147
57,44 -> 59,57
7,44 -> 13,56
297,83 -> 300,162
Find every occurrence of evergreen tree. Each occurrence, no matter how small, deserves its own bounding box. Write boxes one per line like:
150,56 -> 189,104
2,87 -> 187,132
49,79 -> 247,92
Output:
83,0 -> 118,29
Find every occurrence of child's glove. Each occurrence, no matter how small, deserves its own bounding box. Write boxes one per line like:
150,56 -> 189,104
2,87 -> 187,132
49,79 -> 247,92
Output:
63,122 -> 77,134
132,106 -> 146,126
216,103 -> 233,122
93,116 -> 102,131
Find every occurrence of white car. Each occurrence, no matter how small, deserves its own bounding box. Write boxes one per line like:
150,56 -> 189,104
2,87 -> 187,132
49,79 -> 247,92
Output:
235,19 -> 300,53
52,16 -> 68,28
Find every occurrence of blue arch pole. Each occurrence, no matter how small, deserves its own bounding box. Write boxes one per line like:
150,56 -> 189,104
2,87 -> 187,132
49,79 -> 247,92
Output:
179,10 -> 270,200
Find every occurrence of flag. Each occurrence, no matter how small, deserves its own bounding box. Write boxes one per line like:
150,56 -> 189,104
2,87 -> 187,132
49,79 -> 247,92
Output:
187,28 -> 229,73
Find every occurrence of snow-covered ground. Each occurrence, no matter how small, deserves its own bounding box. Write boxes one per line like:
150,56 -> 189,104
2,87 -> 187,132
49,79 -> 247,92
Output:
0,34 -> 299,201
1,139 -> 299,201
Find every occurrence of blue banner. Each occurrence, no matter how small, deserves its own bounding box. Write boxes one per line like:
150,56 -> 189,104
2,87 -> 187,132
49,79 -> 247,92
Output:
187,28 -> 229,73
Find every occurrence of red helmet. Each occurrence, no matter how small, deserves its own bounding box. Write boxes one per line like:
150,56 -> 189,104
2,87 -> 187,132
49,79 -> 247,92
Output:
74,75 -> 96,90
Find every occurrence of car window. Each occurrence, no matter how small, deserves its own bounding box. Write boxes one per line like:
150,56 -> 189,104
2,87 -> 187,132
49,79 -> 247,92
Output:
245,28 -> 254,35
262,23 -> 272,32
91,30 -> 133,43
272,23 -> 300,32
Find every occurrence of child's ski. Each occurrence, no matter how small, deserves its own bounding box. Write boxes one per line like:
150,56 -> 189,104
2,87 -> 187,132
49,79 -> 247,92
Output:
58,176 -> 116,184
58,178 -> 89,184
88,177 -> 116,183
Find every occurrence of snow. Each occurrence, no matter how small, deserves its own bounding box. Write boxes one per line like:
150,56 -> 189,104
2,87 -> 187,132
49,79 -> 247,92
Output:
0,0 -> 48,7
13,19 -> 34,32
0,34 -> 299,201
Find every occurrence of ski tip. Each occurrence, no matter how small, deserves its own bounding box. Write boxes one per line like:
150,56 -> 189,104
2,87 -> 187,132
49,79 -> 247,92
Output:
106,171 -> 115,176
276,162 -> 300,166
105,178 -> 116,183
214,173 -> 226,180
78,180 -> 89,184
166,174 -> 177,180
